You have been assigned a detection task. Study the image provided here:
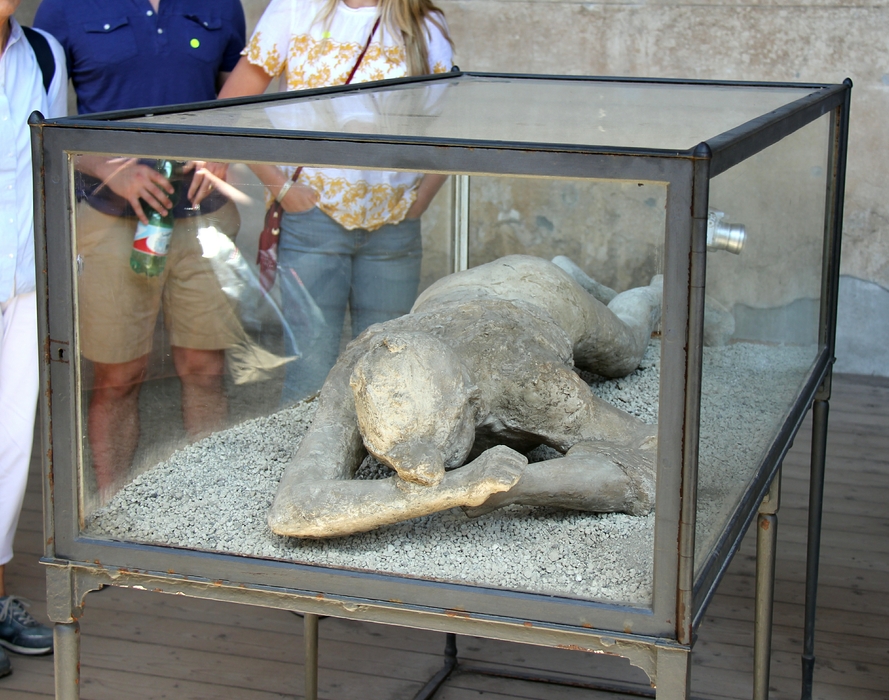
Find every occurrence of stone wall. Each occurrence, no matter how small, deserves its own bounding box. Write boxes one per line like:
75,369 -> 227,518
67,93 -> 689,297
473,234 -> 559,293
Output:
438,0 -> 888,371
18,0 -> 888,372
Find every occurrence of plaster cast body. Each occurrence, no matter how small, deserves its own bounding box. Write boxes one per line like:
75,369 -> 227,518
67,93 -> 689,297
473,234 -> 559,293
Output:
269,255 -> 663,538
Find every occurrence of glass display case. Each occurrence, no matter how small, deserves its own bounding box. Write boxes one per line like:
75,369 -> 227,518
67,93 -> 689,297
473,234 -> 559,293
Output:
32,73 -> 850,699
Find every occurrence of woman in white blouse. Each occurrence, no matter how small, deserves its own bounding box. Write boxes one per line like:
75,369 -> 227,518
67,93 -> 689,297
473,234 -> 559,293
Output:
220,0 -> 454,404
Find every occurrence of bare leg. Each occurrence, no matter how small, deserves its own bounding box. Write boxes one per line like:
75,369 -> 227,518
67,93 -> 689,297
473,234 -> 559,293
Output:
172,347 -> 227,440
89,356 -> 148,501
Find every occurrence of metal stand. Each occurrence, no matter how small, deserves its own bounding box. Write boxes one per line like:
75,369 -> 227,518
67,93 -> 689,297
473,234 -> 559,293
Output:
754,468 -> 781,700
801,397 -> 829,699
304,613 -> 320,700
43,401 -> 822,700
53,621 -> 80,700
411,634 -> 691,700
413,633 -> 458,700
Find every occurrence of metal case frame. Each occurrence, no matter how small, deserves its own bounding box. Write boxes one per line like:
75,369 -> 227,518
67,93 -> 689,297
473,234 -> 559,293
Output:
31,72 -> 851,699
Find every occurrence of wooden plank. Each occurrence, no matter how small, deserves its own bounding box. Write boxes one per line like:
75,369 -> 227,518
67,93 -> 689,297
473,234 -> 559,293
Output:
439,669 -> 653,700
690,634 -> 889,692
693,616 -> 889,667
75,635 -> 428,699
0,656 -> 55,698
703,591 -> 887,641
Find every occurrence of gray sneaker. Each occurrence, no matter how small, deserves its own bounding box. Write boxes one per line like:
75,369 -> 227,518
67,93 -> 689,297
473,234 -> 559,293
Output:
0,597 -> 53,656
0,646 -> 10,677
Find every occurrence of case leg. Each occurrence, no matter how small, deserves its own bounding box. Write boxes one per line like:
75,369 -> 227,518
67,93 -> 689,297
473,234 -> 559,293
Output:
754,468 -> 781,700
304,613 -> 319,700
801,397 -> 828,700
54,621 -> 80,700
412,633 -> 458,700
655,646 -> 690,700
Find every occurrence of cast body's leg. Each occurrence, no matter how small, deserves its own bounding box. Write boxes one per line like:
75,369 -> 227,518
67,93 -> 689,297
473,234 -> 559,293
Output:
277,209 -> 356,405
573,280 -> 663,378
348,217 -> 422,335
0,293 -> 39,573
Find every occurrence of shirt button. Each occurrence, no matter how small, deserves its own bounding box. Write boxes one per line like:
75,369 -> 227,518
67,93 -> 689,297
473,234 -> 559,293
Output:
103,23 -> 110,30
157,27 -> 164,34
147,10 -> 153,16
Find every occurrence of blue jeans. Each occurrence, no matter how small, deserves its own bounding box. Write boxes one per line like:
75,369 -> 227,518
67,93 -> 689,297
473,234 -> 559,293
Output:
277,207 -> 422,405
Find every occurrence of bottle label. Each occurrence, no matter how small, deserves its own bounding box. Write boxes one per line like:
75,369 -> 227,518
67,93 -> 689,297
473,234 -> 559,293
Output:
133,222 -> 173,256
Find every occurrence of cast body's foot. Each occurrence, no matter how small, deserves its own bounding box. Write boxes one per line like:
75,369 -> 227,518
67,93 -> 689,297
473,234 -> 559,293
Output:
0,597 -> 54,656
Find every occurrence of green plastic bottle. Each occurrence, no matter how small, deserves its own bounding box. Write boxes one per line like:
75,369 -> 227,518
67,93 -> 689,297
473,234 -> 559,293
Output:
130,160 -> 179,276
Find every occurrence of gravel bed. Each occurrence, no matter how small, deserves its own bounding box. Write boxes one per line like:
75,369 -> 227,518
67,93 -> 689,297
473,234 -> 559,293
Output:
85,341 -> 814,605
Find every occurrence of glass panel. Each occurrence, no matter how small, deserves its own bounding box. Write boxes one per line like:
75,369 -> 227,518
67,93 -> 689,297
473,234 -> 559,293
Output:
75,152 -> 666,606
132,75 -> 822,152
72,153 -> 453,515
466,176 -> 666,289
694,114 -> 831,573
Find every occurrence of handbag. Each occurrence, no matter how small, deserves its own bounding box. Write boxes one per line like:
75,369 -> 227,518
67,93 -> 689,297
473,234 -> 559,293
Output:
256,16 -> 382,292
256,167 -> 300,292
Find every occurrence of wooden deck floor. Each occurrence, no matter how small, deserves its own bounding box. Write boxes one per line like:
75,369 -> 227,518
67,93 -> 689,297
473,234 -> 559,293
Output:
2,373 -> 887,699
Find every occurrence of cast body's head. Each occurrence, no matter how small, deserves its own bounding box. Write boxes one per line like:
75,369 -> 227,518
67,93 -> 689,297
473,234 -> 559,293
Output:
350,331 -> 477,486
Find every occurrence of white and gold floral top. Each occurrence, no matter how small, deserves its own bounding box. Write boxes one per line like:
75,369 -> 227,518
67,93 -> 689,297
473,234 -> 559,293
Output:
245,0 -> 453,230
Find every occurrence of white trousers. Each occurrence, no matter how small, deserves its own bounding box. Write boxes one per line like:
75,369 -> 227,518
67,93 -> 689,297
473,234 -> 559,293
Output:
0,291 -> 38,566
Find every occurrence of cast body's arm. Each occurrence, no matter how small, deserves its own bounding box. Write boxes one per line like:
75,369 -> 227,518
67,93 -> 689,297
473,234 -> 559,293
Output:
464,439 -> 657,519
269,445 -> 526,538
267,340 -> 525,538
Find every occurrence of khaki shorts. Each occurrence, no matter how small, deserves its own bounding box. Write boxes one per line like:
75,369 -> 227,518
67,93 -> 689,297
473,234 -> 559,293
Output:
76,200 -> 243,364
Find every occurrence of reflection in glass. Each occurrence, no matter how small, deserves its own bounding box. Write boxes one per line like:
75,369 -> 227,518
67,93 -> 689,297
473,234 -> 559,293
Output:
694,115 -> 831,573
72,154 -> 245,510
72,153 -> 452,514
467,176 -> 667,291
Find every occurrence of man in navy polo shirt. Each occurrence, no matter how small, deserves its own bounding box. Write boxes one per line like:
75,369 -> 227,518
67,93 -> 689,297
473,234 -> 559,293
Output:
34,0 -> 247,500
